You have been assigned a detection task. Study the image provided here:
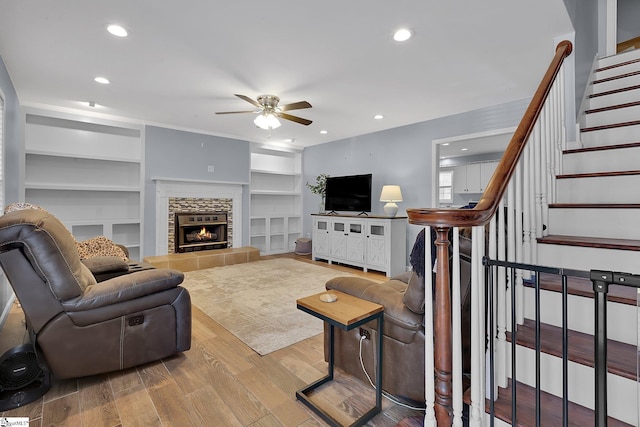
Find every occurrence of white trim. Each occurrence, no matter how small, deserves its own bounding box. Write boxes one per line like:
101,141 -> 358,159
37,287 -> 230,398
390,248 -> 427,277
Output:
153,179 -> 244,255
431,126 -> 516,206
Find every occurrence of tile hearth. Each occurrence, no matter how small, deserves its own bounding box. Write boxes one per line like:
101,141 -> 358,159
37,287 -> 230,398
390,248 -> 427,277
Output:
144,246 -> 260,272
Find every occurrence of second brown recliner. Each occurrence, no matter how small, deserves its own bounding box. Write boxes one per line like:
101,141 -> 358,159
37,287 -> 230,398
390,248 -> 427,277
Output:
324,229 -> 473,404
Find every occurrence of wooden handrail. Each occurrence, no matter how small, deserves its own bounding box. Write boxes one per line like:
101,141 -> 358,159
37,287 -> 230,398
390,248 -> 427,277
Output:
617,35 -> 640,53
407,40 -> 573,426
407,40 -> 573,229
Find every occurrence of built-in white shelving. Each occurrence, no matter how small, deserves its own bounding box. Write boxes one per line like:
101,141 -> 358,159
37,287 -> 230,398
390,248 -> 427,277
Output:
249,148 -> 302,254
22,108 -> 144,260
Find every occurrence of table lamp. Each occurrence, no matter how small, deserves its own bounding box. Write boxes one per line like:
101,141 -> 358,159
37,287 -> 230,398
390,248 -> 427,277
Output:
380,185 -> 403,217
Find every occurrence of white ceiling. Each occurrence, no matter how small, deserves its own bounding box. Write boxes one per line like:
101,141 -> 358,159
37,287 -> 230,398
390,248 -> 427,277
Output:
0,1 -> 573,149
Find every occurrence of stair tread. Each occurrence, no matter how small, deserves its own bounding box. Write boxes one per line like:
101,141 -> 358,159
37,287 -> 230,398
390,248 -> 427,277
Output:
463,378 -> 634,427
581,119 -> 640,132
563,141 -> 640,154
589,83 -> 640,98
585,99 -> 640,114
557,170 -> 640,179
507,319 -> 637,381
593,69 -> 640,84
538,235 -> 640,251
596,56 -> 640,73
549,203 -> 640,209
531,272 -> 637,305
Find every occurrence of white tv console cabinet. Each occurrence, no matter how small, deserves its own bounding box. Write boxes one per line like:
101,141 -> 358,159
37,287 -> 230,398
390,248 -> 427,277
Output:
311,214 -> 407,277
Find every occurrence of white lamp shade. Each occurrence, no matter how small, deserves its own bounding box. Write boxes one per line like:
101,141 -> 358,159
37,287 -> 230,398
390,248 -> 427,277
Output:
380,185 -> 402,217
380,185 -> 403,202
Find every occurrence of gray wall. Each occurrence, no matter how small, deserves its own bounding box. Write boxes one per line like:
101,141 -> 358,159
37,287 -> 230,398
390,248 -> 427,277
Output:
302,98 -> 529,259
0,53 -> 21,327
564,0 -> 599,116
143,126 -> 251,257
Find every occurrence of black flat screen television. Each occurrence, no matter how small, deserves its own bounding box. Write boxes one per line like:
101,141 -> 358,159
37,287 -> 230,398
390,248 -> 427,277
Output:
324,174 -> 372,213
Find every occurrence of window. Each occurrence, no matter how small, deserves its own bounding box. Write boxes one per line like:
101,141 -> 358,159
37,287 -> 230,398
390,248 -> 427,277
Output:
438,170 -> 453,203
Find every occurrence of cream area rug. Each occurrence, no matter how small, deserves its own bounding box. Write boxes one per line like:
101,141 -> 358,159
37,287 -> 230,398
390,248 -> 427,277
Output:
181,258 -> 357,355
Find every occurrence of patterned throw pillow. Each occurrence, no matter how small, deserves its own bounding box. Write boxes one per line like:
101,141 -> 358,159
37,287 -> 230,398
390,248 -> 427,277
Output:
76,236 -> 129,261
4,202 -> 49,215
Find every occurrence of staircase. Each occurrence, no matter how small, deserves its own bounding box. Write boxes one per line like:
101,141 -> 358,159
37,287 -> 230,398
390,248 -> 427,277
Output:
491,48 -> 640,425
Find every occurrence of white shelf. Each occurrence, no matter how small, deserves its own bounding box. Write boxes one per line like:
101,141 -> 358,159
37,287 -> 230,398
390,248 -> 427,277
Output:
249,149 -> 302,254
25,183 -> 141,192
250,168 -> 301,176
25,149 -> 141,163
23,107 -> 144,258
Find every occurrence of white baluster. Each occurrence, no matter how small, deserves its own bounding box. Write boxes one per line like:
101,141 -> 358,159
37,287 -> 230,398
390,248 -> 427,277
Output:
452,228 -> 463,426
424,227 -> 436,426
470,225 -> 484,427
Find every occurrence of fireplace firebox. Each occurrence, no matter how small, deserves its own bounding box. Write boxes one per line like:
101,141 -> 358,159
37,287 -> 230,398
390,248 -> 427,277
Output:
175,212 -> 228,253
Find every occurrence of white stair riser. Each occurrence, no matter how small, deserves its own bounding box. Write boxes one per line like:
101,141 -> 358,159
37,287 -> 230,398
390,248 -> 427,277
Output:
562,146 -> 640,174
505,346 -> 637,425
597,49 -> 640,69
538,244 -> 640,273
584,103 -> 640,127
522,287 -> 637,344
580,123 -> 640,146
592,73 -> 640,94
556,174 -> 640,204
595,59 -> 640,80
548,208 -> 640,239
588,87 -> 640,110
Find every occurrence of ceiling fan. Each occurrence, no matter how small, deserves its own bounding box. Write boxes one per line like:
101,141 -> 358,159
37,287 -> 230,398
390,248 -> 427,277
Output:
216,94 -> 312,129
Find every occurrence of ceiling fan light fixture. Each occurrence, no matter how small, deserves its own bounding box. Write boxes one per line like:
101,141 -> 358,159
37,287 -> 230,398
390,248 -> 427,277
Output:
254,112 -> 281,130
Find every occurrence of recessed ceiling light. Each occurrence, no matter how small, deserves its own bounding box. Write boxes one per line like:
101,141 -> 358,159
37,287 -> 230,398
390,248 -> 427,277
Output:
320,130 -> 328,135
374,114 -> 384,120
461,148 -> 468,151
94,77 -> 110,84
393,28 -> 413,42
442,143 -> 450,146
107,24 -> 128,37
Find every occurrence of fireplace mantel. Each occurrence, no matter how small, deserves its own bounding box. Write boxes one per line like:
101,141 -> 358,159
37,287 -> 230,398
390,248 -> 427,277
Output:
153,178 -> 245,255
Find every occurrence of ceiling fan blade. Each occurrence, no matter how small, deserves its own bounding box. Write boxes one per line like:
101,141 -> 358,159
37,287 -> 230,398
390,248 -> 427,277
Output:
215,110 -> 257,115
279,112 -> 312,126
279,100 -> 312,111
234,94 -> 261,108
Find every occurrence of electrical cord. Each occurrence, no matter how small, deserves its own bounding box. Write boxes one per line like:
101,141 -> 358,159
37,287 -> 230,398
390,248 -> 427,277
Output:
358,335 -> 426,411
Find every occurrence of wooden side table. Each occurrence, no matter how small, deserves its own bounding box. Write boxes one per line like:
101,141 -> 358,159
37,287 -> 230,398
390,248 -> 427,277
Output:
296,290 -> 384,427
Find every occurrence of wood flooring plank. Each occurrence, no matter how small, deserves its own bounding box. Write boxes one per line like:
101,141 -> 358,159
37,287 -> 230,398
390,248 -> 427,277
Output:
1,396 -> 43,420
43,378 -> 78,403
137,360 -> 173,390
192,306 -> 255,358
108,367 -> 143,395
246,353 -> 307,397
41,391 -> 81,427
161,344 -> 211,395
185,385 -> 243,427
269,400 -> 316,427
236,366 -> 293,410
203,354 -> 270,425
78,374 -> 121,427
147,382 -> 203,427
112,386 -> 162,427
248,414 -> 285,427
200,334 -> 255,375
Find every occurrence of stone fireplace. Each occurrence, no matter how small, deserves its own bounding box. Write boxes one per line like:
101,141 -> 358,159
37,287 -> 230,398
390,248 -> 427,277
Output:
174,211 -> 228,253
154,179 -> 244,255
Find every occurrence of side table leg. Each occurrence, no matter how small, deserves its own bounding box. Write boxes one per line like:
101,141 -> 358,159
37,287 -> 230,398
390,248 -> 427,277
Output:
329,324 -> 334,379
376,315 -> 383,410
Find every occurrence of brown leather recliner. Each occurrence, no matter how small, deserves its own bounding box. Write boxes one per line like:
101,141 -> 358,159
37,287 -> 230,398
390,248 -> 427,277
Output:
324,230 -> 473,403
0,208 -> 192,379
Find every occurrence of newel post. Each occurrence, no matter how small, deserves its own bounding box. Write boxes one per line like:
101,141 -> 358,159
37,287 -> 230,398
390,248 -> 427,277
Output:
433,227 -> 453,425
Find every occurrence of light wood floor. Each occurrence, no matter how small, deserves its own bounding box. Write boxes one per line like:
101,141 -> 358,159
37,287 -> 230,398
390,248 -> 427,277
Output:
0,253 -> 422,426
